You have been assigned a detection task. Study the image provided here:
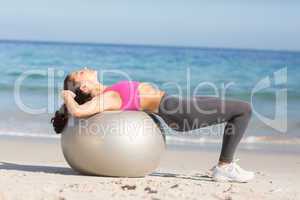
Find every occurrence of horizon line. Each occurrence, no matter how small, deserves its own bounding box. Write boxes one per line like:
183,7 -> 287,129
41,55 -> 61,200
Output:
0,38 -> 299,54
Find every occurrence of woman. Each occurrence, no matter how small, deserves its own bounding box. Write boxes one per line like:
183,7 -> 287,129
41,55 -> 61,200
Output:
51,67 -> 254,182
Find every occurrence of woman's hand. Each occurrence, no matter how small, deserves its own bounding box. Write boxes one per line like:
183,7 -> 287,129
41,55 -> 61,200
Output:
61,90 -> 76,100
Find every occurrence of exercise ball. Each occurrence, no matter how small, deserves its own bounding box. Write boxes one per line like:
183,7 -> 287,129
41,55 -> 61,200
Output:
61,111 -> 165,177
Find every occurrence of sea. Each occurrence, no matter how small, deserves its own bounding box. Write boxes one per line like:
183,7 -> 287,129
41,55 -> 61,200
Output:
0,40 -> 299,152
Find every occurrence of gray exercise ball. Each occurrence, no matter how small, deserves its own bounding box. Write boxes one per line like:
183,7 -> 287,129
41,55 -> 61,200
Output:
61,111 -> 165,177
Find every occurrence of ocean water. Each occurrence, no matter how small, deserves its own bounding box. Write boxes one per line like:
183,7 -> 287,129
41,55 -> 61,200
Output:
0,40 -> 300,148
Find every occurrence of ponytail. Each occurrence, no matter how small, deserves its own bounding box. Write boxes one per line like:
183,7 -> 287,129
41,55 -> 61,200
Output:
51,105 -> 68,134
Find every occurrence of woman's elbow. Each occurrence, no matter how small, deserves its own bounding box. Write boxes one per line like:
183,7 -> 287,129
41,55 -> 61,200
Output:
72,109 -> 98,118
70,109 -> 84,118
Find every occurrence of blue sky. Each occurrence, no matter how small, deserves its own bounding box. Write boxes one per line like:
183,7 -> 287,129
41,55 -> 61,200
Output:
0,0 -> 299,51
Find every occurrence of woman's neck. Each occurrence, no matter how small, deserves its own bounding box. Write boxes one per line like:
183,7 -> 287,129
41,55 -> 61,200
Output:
91,83 -> 107,97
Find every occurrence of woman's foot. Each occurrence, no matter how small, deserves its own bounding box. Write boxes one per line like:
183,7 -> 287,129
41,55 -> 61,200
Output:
211,161 -> 255,183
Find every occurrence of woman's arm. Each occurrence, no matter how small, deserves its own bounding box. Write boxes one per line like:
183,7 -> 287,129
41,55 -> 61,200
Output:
62,90 -> 121,118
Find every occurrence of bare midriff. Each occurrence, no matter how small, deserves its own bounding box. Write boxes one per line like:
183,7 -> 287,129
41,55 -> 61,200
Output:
138,83 -> 165,113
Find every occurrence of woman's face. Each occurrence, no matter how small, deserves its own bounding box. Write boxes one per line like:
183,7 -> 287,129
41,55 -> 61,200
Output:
70,67 -> 98,93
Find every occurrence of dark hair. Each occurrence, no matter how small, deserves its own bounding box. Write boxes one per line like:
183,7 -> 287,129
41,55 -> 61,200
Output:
51,75 -> 92,134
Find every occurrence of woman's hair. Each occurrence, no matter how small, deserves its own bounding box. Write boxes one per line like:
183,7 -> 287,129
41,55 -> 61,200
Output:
51,74 -> 92,134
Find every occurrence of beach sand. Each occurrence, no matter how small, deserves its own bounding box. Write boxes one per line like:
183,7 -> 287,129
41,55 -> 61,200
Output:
0,136 -> 299,200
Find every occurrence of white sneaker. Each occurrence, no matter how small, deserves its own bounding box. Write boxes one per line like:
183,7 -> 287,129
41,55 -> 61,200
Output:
211,160 -> 255,183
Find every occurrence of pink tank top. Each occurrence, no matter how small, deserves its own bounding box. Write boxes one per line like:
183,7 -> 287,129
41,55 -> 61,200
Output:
103,80 -> 141,110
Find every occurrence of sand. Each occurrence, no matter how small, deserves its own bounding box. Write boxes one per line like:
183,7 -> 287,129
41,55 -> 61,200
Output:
0,136 -> 299,200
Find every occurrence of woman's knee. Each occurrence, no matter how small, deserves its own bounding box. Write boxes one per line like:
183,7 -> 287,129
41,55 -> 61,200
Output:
237,101 -> 252,117
227,100 -> 252,117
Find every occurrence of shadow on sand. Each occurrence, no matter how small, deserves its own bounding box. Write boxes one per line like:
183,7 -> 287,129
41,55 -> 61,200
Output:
0,162 -> 77,175
150,172 -> 214,182
0,162 -> 214,182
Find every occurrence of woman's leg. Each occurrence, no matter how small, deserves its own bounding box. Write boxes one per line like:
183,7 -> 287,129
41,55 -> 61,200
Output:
157,94 -> 252,163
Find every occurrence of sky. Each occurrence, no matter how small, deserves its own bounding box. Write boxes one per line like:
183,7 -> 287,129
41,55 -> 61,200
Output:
0,0 -> 299,51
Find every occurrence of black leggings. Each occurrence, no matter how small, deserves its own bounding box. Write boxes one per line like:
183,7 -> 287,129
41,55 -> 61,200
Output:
155,94 -> 252,162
